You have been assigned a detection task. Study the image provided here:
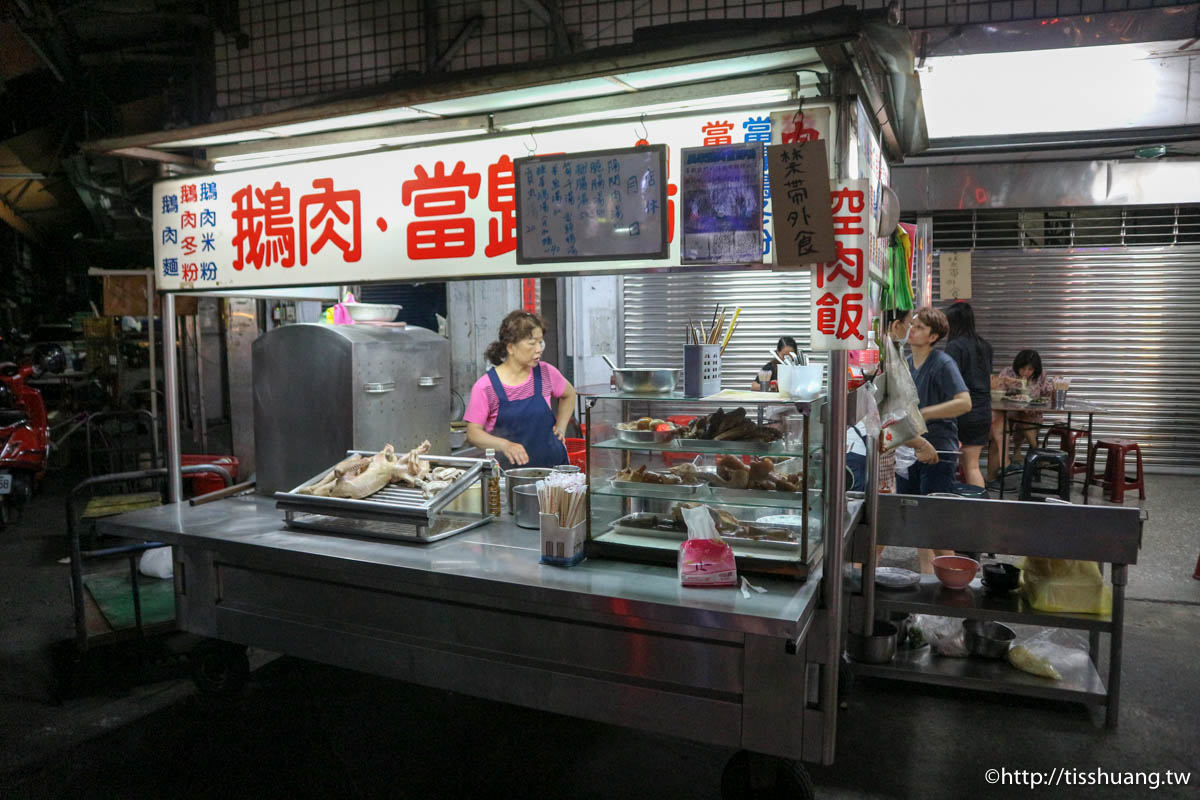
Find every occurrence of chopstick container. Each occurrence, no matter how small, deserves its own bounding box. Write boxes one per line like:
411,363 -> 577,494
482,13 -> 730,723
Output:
683,344 -> 721,398
540,513 -> 586,567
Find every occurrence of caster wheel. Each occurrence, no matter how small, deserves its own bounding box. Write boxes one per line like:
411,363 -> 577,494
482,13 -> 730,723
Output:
191,645 -> 249,697
721,750 -> 815,800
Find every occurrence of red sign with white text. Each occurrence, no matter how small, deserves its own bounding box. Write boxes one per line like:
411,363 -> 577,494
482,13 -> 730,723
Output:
810,179 -> 869,351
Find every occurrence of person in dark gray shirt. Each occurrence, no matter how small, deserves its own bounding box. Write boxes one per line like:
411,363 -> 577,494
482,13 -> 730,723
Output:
943,302 -> 993,488
898,306 -> 971,496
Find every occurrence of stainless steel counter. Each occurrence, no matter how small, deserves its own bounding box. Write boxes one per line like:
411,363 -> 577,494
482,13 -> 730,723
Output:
97,496 -> 862,762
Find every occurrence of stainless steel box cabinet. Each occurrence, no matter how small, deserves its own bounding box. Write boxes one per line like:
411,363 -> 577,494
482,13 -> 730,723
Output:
253,323 -> 449,495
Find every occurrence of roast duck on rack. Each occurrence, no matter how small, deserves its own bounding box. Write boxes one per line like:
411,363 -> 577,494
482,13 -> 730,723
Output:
298,441 -> 465,500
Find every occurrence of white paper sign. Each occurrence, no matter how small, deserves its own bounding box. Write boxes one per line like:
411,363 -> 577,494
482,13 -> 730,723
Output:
940,251 -> 972,300
810,178 -> 870,351
152,110 -> 789,291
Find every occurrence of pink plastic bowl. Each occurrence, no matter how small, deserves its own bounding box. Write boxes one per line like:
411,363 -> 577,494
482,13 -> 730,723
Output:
932,555 -> 979,590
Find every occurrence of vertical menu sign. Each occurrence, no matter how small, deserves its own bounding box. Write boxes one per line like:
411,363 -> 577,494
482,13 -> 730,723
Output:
765,139 -> 835,268
811,178 -> 870,351
513,145 -> 668,264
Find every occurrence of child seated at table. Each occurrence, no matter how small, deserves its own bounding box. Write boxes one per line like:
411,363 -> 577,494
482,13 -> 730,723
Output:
989,349 -> 1056,473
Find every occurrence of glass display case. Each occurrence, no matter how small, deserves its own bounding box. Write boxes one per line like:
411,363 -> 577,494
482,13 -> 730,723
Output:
582,391 -> 826,580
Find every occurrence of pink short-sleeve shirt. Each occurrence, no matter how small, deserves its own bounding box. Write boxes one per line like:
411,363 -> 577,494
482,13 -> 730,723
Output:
463,362 -> 568,432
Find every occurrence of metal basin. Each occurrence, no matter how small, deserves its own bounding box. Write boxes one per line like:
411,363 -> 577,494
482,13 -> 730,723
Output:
512,484 -> 541,529
505,467 -> 552,513
611,368 -> 680,393
847,620 -> 898,664
963,619 -> 1015,659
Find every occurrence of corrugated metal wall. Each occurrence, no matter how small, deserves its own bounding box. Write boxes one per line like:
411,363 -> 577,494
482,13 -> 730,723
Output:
622,245 -> 1200,472
933,247 -> 1200,472
622,270 -> 821,390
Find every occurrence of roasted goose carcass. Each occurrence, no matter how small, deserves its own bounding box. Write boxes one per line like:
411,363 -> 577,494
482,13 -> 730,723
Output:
390,440 -> 432,485
300,445 -> 397,498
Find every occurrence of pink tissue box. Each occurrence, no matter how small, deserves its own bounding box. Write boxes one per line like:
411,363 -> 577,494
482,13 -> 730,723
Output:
679,538 -> 737,587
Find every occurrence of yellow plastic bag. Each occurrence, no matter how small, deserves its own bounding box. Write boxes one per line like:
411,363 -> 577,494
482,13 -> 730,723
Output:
1020,557 -> 1112,615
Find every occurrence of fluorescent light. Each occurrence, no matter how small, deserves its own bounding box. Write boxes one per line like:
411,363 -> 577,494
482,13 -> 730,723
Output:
260,107 -> 436,137
157,130 -> 279,148
493,74 -> 797,131
616,50 -> 822,89
496,89 -> 794,130
207,115 -> 492,162
921,41 -> 1188,138
411,79 -> 622,116
212,141 -> 383,171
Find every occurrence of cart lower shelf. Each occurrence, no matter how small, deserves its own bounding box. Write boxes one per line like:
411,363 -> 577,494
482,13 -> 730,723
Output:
847,646 -> 1107,704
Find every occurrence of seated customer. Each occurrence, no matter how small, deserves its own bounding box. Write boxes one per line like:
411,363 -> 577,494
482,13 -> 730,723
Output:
989,349 -> 1055,471
751,336 -> 797,391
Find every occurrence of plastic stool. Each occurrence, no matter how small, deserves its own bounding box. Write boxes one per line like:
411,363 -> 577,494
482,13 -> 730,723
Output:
1019,449 -> 1071,502
1041,425 -> 1088,478
1084,439 -> 1146,503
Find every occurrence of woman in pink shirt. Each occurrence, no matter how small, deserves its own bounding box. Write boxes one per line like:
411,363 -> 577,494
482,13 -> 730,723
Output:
464,310 -> 577,468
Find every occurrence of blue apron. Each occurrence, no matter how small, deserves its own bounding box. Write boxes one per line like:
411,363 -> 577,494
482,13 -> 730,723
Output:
487,365 -> 568,470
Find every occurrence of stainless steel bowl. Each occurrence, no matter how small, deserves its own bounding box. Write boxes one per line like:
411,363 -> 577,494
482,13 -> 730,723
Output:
847,621 -> 898,664
505,467 -> 552,513
512,484 -> 541,529
611,368 -> 680,393
963,619 -> 1016,659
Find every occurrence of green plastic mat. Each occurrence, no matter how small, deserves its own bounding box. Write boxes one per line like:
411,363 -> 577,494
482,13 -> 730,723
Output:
83,572 -> 175,630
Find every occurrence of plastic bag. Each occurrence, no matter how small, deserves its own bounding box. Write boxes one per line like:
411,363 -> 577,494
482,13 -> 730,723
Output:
138,546 -> 173,579
331,291 -> 358,325
678,505 -> 737,587
893,445 -> 917,479
878,335 -> 926,449
1021,557 -> 1112,615
912,614 -> 968,657
1008,629 -> 1090,681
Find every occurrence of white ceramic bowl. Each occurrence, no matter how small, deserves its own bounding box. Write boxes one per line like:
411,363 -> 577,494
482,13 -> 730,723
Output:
344,303 -> 401,322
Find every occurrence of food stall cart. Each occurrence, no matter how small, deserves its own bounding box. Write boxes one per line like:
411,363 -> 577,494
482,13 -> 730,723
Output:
90,9 -> 929,795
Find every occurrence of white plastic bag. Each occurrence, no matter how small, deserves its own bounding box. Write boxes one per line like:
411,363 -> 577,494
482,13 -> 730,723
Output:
1008,629 -> 1089,681
894,445 -> 917,479
878,335 -> 927,447
912,614 -> 968,657
138,546 -> 173,579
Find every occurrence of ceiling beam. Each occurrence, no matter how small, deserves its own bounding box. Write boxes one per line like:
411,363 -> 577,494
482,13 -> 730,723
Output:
0,193 -> 42,243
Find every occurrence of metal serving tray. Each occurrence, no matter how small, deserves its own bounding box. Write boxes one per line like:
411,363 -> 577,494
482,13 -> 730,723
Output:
607,512 -> 804,553
609,478 -> 706,495
616,426 -> 679,444
275,452 -> 490,543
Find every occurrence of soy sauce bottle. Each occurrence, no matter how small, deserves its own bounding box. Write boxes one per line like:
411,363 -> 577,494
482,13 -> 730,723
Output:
485,448 -> 502,516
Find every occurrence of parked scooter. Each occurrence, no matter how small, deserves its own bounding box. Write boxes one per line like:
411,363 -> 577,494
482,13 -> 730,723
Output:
0,344 -> 64,527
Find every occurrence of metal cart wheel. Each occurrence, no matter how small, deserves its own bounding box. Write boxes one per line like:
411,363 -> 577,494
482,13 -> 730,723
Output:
191,644 -> 250,697
721,750 -> 815,800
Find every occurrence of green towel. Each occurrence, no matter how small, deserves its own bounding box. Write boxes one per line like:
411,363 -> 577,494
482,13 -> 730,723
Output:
83,572 -> 175,630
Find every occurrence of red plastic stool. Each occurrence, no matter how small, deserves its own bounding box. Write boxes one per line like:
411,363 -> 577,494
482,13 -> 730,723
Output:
1084,439 -> 1146,503
1041,425 -> 1088,478
564,438 -> 586,470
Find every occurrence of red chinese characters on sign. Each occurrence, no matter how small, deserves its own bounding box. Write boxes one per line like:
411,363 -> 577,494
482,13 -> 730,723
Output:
230,178 -> 362,270
403,161 -> 481,260
701,121 -> 734,146
299,178 -> 362,266
485,155 -> 517,257
811,180 -> 869,349
231,182 -> 295,270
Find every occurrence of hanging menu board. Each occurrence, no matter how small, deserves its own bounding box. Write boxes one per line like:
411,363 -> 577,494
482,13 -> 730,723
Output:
514,144 -> 668,264
679,143 -> 764,265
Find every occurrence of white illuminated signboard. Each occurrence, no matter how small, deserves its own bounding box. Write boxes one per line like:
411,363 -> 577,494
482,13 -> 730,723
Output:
152,108 -> 833,291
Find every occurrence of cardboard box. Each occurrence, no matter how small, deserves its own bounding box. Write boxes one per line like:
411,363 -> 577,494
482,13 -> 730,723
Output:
103,275 -> 197,316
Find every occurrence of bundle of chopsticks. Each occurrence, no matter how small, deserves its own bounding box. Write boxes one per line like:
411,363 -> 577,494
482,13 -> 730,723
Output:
536,471 -> 588,529
687,304 -> 742,355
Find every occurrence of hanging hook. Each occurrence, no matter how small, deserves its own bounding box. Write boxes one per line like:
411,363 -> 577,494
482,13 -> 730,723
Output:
791,95 -> 806,129
524,130 -> 538,155
635,113 -> 648,143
